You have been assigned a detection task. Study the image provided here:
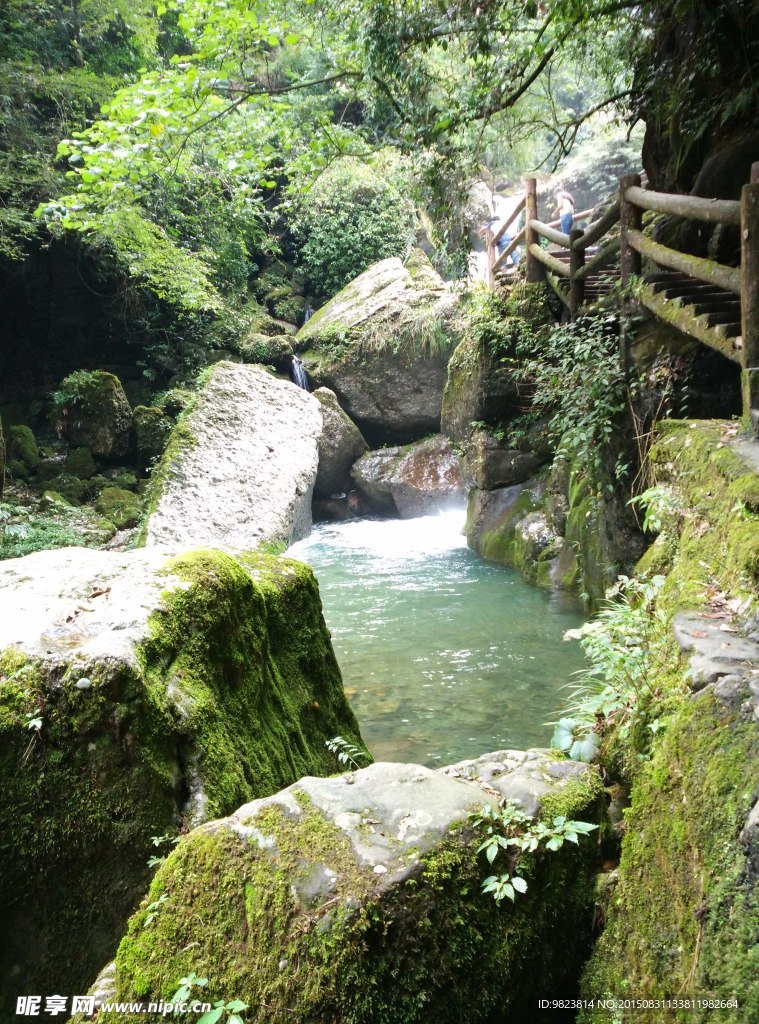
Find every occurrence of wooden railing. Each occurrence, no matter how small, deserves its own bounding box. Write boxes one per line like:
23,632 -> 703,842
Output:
485,166 -> 759,431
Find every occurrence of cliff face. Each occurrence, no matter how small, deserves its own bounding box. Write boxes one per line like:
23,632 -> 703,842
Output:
636,0 -> 759,193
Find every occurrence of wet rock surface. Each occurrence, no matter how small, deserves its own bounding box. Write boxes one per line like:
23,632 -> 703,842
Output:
351,434 -> 466,517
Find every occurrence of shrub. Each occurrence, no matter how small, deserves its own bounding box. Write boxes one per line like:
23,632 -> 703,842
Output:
289,155 -> 416,299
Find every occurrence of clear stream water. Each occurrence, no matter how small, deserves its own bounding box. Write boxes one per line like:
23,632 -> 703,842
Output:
290,510 -> 586,767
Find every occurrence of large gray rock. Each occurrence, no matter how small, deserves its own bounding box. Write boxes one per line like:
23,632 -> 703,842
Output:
351,434 -> 466,517
144,362 -> 323,549
463,428 -> 545,489
89,751 -> 603,1023
0,544 -> 362,1015
312,387 -> 369,497
297,252 -> 461,444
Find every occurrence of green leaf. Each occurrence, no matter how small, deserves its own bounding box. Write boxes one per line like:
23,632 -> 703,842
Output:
198,1008 -> 224,1024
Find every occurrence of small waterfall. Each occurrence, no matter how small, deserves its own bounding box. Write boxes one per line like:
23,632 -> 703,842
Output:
303,305 -> 315,323
291,356 -> 310,391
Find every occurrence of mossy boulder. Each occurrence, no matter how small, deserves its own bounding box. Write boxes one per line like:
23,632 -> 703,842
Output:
7,424 -> 40,473
96,486 -> 142,529
94,751 -> 603,1024
64,446 -> 97,480
143,363 -> 324,550
0,544 -> 363,1013
351,435 -> 466,517
52,370 -> 133,461
134,406 -> 171,465
463,428 -> 547,490
312,387 -> 369,497
297,253 -> 461,445
43,472 -> 87,504
236,332 -> 294,368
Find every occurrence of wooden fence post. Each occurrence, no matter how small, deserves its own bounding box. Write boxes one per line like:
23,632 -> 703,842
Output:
524,177 -> 541,283
740,162 -> 759,434
620,172 -> 642,285
486,231 -> 496,291
569,228 -> 585,319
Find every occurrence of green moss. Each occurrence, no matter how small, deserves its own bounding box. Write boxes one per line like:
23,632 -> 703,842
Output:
649,421 -> 759,610
0,548 -> 364,1013
106,769 -> 602,1023
96,486 -> 142,529
134,406 -> 171,463
139,548 -> 366,820
7,424 -> 40,471
580,691 -> 759,1021
64,446 -> 97,479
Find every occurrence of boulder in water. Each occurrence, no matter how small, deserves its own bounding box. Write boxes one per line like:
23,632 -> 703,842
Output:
91,752 -> 603,1023
351,434 -> 466,517
312,387 -> 369,498
0,543 -> 362,1010
297,251 -> 461,445
143,362 -> 323,549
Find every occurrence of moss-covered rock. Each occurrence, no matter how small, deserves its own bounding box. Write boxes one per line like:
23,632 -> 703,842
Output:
96,752 -> 603,1024
7,423 -> 40,472
43,472 -> 87,504
133,406 -> 171,466
647,420 -> 759,608
312,387 -> 369,498
52,370 -> 133,461
96,485 -> 142,529
0,544 -> 363,1014
236,332 -> 294,367
580,689 -> 759,1021
577,419 -> 759,1019
297,254 -> 461,445
64,446 -> 97,480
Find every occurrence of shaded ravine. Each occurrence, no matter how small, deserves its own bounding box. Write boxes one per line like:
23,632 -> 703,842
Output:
290,510 -> 586,765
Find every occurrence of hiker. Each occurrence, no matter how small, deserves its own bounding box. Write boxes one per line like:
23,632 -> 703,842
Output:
553,188 -> 575,234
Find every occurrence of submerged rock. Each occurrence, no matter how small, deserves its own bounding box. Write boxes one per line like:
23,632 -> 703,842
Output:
297,252 -> 461,444
143,362 -> 323,549
352,434 -> 466,517
92,751 -> 602,1023
312,387 -> 369,497
0,544 -> 362,1010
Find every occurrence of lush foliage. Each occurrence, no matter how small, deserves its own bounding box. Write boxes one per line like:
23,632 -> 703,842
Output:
552,574 -> 670,763
325,735 -> 370,771
471,802 -> 598,904
513,311 -> 633,490
288,155 -> 415,298
0,499 -> 87,559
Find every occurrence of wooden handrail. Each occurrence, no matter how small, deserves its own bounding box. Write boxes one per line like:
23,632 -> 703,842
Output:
528,242 -> 571,277
575,235 -> 621,282
573,199 -> 621,250
491,196 -> 526,246
530,219 -> 570,248
626,228 -> 741,295
492,224 -> 526,273
624,185 -> 740,226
